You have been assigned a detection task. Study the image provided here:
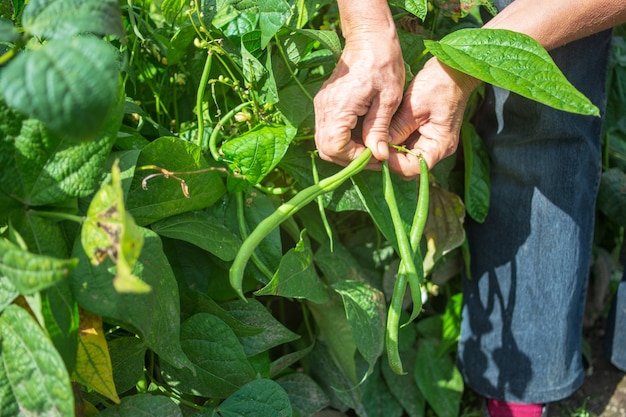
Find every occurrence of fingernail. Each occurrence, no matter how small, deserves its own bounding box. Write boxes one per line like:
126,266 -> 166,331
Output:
377,141 -> 389,159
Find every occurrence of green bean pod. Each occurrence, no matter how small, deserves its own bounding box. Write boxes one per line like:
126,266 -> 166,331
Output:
229,149 -> 373,300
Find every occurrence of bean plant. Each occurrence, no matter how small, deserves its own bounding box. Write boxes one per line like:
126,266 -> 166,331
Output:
0,1 -> 620,417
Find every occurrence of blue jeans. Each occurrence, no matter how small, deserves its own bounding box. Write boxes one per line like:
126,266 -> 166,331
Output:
457,24 -> 612,403
605,262 -> 626,372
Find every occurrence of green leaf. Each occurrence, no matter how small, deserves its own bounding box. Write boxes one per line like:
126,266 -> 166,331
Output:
0,238 -> 78,295
108,337 -> 147,395
222,124 -> 297,186
126,137 -> 226,226
0,277 -> 18,313
296,29 -> 342,60
0,358 -> 18,417
269,342 -> 315,378
382,349 -> 426,417
0,18 -> 18,43
414,339 -> 463,417
0,95 -> 123,206
259,0 -> 290,48
221,298 -> 300,357
161,0 -> 186,23
390,0 -> 428,20
22,0 -> 124,39
151,211 -> 242,261
71,227 -> 193,372
0,304 -> 74,417
276,373 -> 329,417
161,313 -> 256,399
255,232 -> 329,304
332,280 -> 386,375
425,29 -> 599,116
422,185 -> 466,275
214,378 -> 292,417
597,168 -> 626,227
0,36 -> 121,141
461,122 -> 490,223
41,280 -> 79,373
360,364 -> 403,417
98,394 -> 182,417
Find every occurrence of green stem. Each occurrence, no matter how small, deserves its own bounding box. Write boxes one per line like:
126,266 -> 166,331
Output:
208,101 -> 253,161
275,34 -> 313,102
229,149 -> 373,300
29,210 -> 84,224
311,153 -> 334,251
235,192 -> 274,283
196,51 -> 213,148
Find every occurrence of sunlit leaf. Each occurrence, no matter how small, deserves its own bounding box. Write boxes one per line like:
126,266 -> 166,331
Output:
461,122 -> 490,223
72,309 -> 120,403
426,29 -> 599,115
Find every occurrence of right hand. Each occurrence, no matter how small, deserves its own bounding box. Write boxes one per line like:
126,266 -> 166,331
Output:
314,33 -> 405,167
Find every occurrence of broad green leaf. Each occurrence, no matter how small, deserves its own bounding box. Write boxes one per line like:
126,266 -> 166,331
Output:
221,124 -> 297,186
390,0 -> 427,20
161,0 -> 186,23
178,290 -> 263,337
72,309 -> 120,403
414,339 -> 463,417
422,185 -> 465,275
332,280 -> 386,375
352,170 -> 418,252
307,297 -> 357,385
82,162 -> 149,293
269,342 -> 315,378
0,18 -> 18,42
382,350 -> 426,417
213,378 -> 292,417
221,298 -> 300,356
22,0 -> 124,39
314,244 -> 363,286
276,373 -> 329,417
461,122 -> 490,223
296,29 -> 342,60
0,304 -> 74,417
42,280 -> 79,373
151,211 -> 242,261
255,233 -> 329,304
0,36 -> 121,141
259,0 -> 290,47
0,358 -> 18,417
0,95 -> 122,206
222,299 -> 300,356
9,209 -> 69,258
108,337 -> 147,395
597,168 -> 626,227
440,293 -> 462,356
98,394 -> 182,417
0,238 -> 77,295
161,313 -> 256,399
71,228 -> 193,371
425,29 -> 600,116
126,137 -> 226,226
0,277 -> 18,313
360,364 -> 403,417
239,34 -> 279,105
276,81 -> 322,127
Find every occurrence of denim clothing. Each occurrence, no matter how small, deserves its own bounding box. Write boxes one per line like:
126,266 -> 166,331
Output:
457,3 -> 613,403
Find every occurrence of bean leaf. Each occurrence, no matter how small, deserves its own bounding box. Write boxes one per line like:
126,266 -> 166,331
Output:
426,28 -> 600,116
98,394 -> 182,417
213,378 -> 292,417
461,122 -> 490,223
0,36 -> 121,141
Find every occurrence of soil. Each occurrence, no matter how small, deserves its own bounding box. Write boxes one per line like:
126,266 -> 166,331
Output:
553,320 -> 626,417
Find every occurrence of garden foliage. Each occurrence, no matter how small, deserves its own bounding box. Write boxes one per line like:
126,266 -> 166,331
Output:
0,0 -> 623,416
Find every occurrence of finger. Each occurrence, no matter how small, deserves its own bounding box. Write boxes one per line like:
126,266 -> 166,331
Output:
388,98 -> 421,146
361,93 -> 402,161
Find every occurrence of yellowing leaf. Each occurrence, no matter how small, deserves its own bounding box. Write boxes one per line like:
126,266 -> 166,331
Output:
72,308 -> 120,404
81,161 -> 150,293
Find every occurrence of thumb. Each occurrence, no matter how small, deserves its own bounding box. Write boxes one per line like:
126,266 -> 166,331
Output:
361,94 -> 401,161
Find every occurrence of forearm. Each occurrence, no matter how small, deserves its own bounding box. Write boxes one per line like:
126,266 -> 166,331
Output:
337,0 -> 397,41
484,0 -> 626,50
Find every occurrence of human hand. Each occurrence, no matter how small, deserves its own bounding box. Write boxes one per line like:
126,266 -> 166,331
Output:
314,33 -> 405,167
387,58 -> 481,178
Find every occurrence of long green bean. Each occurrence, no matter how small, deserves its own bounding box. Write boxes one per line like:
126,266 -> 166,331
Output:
229,149 -> 373,301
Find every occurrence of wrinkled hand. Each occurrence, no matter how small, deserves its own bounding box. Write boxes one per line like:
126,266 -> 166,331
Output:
314,35 -> 405,167
388,58 -> 481,178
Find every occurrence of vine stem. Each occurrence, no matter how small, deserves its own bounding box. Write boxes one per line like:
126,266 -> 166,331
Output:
229,149 -> 373,300
29,210 -> 84,224
235,191 -> 274,282
196,50 -> 213,148
208,101 -> 253,161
